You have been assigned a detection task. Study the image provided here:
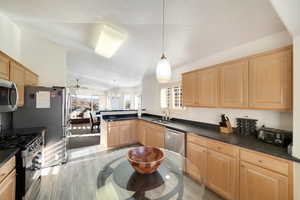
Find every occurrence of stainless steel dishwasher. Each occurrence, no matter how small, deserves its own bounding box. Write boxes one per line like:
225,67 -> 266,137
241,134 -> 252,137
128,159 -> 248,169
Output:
165,128 -> 186,156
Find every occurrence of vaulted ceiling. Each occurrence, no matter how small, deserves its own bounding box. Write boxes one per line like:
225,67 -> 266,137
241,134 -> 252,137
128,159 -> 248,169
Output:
0,0 -> 286,91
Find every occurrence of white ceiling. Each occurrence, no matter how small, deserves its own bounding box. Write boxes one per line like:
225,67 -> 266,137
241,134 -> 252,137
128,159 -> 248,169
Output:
0,0 -> 286,91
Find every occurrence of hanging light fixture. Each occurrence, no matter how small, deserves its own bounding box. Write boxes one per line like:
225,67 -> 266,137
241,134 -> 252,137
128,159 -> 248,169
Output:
156,0 -> 171,83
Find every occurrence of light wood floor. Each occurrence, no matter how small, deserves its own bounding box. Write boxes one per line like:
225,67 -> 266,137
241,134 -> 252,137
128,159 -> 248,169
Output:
37,146 -> 223,200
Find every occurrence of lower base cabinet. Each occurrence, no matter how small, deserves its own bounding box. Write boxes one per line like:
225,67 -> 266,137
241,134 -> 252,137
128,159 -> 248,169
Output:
240,161 -> 289,200
206,150 -> 236,200
186,142 -> 207,183
145,123 -> 165,148
0,170 -> 16,200
186,133 -> 293,200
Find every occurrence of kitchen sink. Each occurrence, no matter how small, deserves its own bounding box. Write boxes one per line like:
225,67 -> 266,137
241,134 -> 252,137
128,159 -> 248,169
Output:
151,119 -> 170,124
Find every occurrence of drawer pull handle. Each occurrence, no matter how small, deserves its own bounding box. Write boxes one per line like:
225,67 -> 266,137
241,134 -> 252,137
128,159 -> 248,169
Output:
258,160 -> 263,163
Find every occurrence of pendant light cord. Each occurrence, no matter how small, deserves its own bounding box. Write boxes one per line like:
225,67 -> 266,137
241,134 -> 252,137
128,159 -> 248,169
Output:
162,0 -> 166,56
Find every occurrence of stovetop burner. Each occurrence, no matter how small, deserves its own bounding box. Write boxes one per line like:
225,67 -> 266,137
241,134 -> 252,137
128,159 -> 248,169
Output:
0,134 -> 38,150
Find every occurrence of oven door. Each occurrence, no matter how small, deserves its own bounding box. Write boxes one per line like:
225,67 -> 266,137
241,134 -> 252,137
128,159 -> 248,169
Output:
0,80 -> 18,112
24,152 -> 42,200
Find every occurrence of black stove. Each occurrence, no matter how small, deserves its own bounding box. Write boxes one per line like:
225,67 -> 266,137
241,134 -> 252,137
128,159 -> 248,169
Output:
0,128 -> 45,200
0,135 -> 38,150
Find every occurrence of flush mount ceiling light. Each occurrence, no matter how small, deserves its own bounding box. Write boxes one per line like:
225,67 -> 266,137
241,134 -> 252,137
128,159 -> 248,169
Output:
94,24 -> 127,58
156,0 -> 171,83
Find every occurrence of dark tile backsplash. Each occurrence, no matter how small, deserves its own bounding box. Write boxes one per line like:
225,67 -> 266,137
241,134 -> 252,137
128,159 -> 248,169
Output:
0,112 -> 12,132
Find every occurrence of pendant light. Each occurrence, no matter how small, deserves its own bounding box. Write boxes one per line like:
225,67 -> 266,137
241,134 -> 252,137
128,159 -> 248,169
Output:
156,0 -> 171,83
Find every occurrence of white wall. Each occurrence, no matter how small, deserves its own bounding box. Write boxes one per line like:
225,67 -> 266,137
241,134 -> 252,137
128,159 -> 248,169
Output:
0,14 -> 21,59
20,29 -> 67,87
142,31 -> 293,130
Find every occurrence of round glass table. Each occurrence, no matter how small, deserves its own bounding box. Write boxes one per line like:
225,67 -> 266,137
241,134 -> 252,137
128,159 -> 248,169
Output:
95,147 -> 206,200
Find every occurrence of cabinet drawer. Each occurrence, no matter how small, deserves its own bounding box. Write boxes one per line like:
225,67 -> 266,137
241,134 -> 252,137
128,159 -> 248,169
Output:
207,139 -> 236,157
240,149 -> 289,176
187,133 -> 207,147
0,157 -> 16,183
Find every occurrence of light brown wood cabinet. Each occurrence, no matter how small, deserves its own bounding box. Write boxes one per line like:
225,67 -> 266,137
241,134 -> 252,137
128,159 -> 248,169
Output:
186,141 -> 207,183
219,60 -> 249,108
182,72 -> 198,106
206,149 -> 237,200
0,170 -> 16,200
249,48 -> 292,110
104,120 -> 137,148
107,126 -> 120,147
240,161 -> 288,200
25,70 -> 38,86
10,61 -> 25,107
197,68 -> 219,107
0,52 -> 10,80
0,156 -> 16,200
186,133 -> 293,200
182,46 -> 292,111
0,51 -> 39,107
137,120 -> 146,145
145,123 -> 165,148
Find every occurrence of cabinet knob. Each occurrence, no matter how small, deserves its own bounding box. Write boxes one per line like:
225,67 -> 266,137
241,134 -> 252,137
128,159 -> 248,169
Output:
258,160 -> 263,163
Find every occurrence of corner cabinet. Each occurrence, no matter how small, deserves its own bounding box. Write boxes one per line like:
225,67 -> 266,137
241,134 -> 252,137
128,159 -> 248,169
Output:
10,61 -> 25,107
249,48 -> 292,110
181,46 -> 292,111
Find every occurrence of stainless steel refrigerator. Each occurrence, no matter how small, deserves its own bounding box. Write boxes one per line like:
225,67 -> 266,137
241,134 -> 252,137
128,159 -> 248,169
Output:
13,86 -> 70,168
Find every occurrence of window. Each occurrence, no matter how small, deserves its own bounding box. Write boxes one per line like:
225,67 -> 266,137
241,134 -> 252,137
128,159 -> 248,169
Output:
172,86 -> 183,109
160,88 -> 171,109
70,95 -> 100,119
160,85 -> 182,110
124,95 -> 132,110
134,95 -> 141,110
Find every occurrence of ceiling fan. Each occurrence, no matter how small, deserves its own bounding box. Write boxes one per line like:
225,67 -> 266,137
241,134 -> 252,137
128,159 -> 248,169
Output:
69,79 -> 89,90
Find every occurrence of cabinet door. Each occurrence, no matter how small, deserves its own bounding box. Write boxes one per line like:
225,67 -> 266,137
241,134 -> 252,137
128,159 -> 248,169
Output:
240,161 -> 288,200
10,62 -> 25,107
0,170 -> 16,200
249,48 -> 292,110
145,124 -> 165,148
186,142 -> 207,183
0,52 -> 10,80
182,72 -> 198,106
107,126 -> 120,147
197,68 -> 219,107
137,121 -> 146,145
25,70 -> 38,86
206,150 -> 236,200
220,61 -> 249,108
129,121 -> 138,143
119,125 -> 131,145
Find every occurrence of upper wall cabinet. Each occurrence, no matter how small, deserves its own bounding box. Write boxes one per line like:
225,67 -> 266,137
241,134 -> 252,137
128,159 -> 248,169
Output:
25,70 -> 39,86
182,46 -> 292,111
0,52 -> 10,80
197,68 -> 219,107
219,60 -> 249,108
249,48 -> 292,110
10,61 -> 25,107
182,72 -> 198,106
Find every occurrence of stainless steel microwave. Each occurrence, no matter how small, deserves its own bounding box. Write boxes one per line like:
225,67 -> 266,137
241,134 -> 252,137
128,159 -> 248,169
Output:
0,79 -> 18,112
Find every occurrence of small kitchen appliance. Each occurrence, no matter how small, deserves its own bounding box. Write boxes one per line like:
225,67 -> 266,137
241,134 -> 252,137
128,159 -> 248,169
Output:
257,126 -> 292,147
236,117 -> 257,136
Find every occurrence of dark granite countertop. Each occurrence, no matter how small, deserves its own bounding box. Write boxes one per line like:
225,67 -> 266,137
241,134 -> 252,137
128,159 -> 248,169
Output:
103,114 -> 300,163
0,148 -> 19,168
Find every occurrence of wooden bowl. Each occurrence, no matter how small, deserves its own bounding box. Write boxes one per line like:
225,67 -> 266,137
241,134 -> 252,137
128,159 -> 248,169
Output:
127,146 -> 165,174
